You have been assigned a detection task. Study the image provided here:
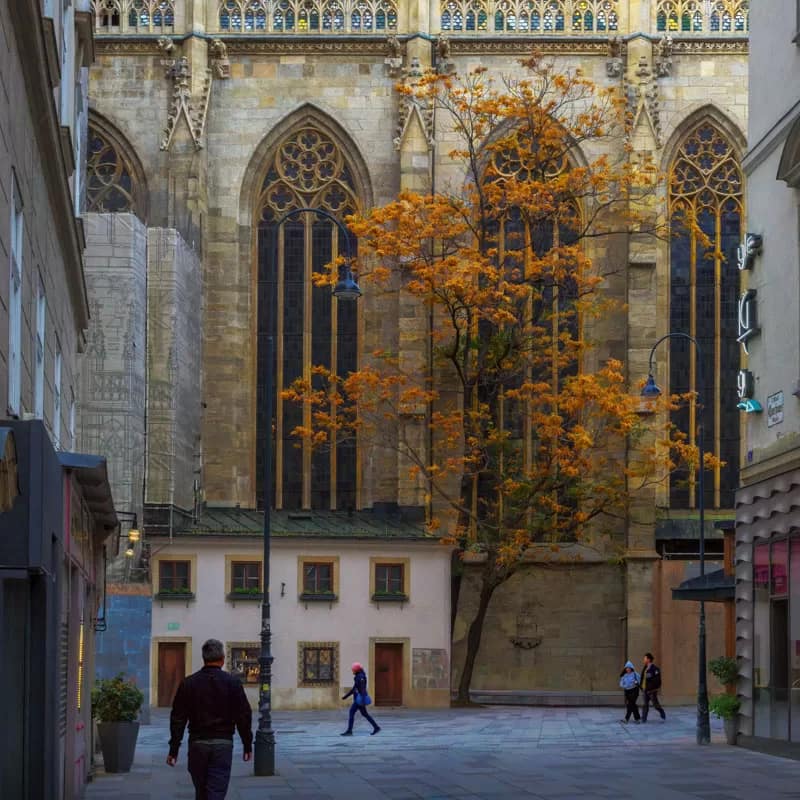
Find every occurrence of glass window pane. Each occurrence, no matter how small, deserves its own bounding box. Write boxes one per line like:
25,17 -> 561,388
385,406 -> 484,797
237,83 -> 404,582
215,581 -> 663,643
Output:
754,542 -> 771,737
791,536 -> 800,742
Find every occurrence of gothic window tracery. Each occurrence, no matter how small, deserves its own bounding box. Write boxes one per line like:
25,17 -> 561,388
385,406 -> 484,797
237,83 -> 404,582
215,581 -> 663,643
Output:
255,127 -> 361,511
440,0 -> 618,33
668,121 -> 743,510
482,139 -> 582,498
217,0 -> 396,32
92,0 -> 174,32
86,123 -> 144,218
656,0 -> 748,33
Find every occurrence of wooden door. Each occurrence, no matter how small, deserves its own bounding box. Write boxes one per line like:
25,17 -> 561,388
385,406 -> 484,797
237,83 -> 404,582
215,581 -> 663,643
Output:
158,643 -> 186,707
374,643 -> 403,706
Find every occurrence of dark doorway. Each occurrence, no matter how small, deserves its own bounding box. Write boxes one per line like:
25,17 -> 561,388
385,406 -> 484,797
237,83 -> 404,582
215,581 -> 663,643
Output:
157,643 -> 186,707
772,599 -> 789,739
374,643 -> 403,706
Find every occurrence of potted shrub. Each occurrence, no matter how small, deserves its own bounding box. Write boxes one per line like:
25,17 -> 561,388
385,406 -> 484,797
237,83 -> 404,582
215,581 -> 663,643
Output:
709,656 -> 739,745
92,674 -> 144,773
709,693 -> 741,745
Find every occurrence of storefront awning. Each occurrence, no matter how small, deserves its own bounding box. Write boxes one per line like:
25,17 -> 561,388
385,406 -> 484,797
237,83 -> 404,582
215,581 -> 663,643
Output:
671,568 -> 734,602
0,427 -> 20,513
58,452 -> 118,536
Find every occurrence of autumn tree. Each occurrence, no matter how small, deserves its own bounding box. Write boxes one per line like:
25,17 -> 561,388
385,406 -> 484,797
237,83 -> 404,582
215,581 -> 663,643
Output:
287,55 -> 689,702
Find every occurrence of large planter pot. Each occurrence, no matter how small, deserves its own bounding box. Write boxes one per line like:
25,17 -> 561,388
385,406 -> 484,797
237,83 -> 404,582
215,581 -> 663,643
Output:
97,721 -> 140,773
723,717 -> 738,745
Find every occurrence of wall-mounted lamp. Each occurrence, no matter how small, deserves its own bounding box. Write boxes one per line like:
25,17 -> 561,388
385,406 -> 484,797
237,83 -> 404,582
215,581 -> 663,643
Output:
128,527 -> 140,542
124,546 -> 135,557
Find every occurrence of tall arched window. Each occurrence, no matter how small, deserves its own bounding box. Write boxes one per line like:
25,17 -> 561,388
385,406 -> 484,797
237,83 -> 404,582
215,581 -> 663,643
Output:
86,120 -> 145,219
669,121 -> 743,510
481,143 -> 581,518
256,127 -> 360,511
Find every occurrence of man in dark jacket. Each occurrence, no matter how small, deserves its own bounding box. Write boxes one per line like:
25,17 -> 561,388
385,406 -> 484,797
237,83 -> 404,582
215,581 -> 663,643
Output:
640,652 -> 666,722
167,638 -> 253,800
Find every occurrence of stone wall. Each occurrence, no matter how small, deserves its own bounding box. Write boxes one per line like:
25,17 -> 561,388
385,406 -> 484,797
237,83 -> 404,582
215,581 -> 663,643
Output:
452,560 -> 625,694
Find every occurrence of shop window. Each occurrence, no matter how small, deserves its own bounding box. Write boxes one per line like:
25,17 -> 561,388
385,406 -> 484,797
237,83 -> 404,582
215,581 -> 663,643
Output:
790,537 -> 800,742
753,541 -> 770,737
298,642 -> 337,686
228,643 -> 260,684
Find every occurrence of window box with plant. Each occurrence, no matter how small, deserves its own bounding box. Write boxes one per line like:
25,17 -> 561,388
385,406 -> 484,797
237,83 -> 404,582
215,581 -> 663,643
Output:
227,586 -> 264,602
708,656 -> 740,745
154,586 -> 195,601
371,590 -> 409,602
92,673 -> 144,773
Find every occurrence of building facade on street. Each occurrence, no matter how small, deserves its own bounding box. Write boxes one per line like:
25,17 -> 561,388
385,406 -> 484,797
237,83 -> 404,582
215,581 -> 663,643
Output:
84,0 -> 749,706
147,509 -> 452,709
0,2 -> 122,799
735,0 -> 800,757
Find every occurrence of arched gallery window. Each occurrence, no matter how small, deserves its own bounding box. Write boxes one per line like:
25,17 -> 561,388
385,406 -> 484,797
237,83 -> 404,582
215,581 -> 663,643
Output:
668,121 -> 743,510
86,121 -> 144,218
256,126 -> 360,511
655,0 -> 748,33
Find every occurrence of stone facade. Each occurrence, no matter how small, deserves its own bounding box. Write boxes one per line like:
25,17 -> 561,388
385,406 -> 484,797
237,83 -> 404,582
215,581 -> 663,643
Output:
87,0 -> 749,702
0,0 -> 91,450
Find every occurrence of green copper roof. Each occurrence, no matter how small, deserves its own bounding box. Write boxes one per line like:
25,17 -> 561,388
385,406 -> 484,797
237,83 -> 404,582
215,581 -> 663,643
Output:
164,507 -> 435,541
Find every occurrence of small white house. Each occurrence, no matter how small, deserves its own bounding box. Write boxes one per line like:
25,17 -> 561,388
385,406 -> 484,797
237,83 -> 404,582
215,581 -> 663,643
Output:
147,508 -> 453,710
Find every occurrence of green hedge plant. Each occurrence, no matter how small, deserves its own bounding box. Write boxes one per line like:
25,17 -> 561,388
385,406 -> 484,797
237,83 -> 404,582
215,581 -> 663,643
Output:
709,656 -> 738,687
92,674 -> 144,723
709,693 -> 741,720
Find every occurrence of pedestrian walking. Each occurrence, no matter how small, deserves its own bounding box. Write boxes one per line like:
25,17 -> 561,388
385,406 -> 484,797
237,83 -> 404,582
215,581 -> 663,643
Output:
640,651 -> 666,722
167,638 -> 253,800
618,660 -> 641,723
341,661 -> 381,736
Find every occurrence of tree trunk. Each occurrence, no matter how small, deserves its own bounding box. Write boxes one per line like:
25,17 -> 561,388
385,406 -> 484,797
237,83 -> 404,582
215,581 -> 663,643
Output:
455,575 -> 500,704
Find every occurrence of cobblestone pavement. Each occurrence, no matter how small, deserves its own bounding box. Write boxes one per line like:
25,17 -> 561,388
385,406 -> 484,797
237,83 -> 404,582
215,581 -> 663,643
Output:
86,706 -> 800,800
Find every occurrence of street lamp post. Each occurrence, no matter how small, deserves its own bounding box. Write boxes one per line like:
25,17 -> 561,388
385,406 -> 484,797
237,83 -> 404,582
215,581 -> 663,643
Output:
254,207 -> 361,776
641,332 -> 711,746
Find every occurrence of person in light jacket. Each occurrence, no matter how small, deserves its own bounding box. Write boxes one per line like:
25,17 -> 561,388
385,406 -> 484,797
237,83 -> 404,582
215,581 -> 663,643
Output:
619,660 -> 641,724
341,662 -> 381,736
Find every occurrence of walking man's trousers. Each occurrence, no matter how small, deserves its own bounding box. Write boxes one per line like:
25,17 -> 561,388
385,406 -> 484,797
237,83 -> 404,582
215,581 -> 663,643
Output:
187,740 -> 234,800
642,690 -> 666,722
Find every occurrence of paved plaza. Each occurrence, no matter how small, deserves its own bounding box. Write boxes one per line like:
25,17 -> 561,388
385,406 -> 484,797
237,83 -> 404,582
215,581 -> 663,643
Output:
86,706 -> 800,800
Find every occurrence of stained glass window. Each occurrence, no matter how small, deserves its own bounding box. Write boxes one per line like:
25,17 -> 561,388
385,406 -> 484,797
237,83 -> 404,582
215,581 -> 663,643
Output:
86,123 -> 143,217
668,122 -> 743,510
256,127 -> 360,511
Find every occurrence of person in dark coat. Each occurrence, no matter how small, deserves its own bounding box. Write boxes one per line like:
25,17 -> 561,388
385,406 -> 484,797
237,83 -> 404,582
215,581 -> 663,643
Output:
619,660 -> 641,723
167,638 -> 253,800
640,651 -> 666,722
341,661 -> 381,736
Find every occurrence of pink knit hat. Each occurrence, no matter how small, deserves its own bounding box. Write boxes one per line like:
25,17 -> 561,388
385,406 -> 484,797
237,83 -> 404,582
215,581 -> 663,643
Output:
351,662 -> 363,672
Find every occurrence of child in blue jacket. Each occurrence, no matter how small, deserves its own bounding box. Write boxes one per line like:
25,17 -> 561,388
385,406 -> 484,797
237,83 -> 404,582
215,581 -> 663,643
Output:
619,660 -> 641,723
